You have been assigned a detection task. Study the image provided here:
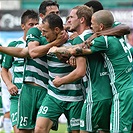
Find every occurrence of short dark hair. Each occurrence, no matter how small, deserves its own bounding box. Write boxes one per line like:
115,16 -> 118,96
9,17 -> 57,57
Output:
39,0 -> 59,15
42,13 -> 63,30
21,10 -> 39,24
84,0 -> 103,13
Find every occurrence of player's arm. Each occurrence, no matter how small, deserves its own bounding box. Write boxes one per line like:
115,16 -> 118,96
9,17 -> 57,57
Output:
96,24 -> 130,36
85,24 -> 130,46
0,46 -> 29,58
28,30 -> 68,59
53,56 -> 86,87
48,45 -> 92,62
1,67 -> 18,95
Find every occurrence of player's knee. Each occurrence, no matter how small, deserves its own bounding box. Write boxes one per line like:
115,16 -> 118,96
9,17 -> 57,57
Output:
35,125 -> 49,133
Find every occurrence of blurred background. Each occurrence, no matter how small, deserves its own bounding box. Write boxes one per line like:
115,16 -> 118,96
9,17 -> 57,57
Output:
0,0 -> 133,46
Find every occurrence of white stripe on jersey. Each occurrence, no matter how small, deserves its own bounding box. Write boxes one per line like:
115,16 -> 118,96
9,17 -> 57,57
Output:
47,89 -> 83,101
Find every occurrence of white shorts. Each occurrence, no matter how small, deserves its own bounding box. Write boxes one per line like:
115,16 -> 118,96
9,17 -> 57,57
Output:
1,78 -> 10,114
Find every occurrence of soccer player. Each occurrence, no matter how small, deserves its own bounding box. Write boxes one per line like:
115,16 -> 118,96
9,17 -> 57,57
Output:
35,13 -> 85,133
1,10 -> 39,133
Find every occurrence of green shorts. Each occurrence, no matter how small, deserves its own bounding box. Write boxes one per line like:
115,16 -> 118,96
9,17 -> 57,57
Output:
80,99 -> 112,132
17,84 -> 47,129
37,94 -> 84,131
110,89 -> 133,133
10,95 -> 19,127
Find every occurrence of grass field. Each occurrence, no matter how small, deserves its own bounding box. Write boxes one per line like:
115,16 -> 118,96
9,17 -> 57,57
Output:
50,123 -> 67,133
0,123 -> 67,133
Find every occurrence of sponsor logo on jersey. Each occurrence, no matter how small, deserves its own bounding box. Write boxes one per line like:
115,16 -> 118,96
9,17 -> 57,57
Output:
70,118 -> 80,127
100,72 -> 108,76
26,34 -> 35,40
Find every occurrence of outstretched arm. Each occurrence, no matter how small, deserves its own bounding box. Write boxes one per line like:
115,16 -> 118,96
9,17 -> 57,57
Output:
0,46 -> 29,58
48,45 -> 92,61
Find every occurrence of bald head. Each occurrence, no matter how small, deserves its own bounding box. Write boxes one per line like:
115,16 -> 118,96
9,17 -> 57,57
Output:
93,10 -> 114,29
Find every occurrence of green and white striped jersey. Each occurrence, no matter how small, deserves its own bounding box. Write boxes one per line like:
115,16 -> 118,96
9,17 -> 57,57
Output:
47,40 -> 84,102
25,27 -> 49,89
2,38 -> 25,92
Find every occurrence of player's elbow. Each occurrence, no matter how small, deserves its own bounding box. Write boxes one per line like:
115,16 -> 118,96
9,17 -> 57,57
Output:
77,70 -> 86,79
28,50 -> 39,59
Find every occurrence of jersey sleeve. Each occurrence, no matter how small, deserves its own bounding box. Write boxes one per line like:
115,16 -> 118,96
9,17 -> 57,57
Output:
72,36 -> 83,45
90,36 -> 107,53
26,27 -> 42,46
72,34 -> 92,45
2,41 -> 18,69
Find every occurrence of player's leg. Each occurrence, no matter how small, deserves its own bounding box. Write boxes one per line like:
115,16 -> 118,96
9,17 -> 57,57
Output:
35,94 -> 64,133
10,96 -> 19,133
65,100 -> 84,133
18,84 -> 47,133
110,89 -> 133,132
80,99 -> 111,133
1,78 -> 12,133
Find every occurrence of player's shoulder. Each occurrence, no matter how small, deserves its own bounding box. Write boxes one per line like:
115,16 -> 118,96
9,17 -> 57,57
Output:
27,27 -> 41,36
40,36 -> 48,45
113,21 -> 121,27
94,35 -> 105,41
8,41 -> 19,47
8,40 -> 24,47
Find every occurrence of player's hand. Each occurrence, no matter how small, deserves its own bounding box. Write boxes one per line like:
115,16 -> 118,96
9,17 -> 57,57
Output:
55,30 -> 68,46
69,32 -> 78,40
7,83 -> 18,96
56,47 -> 71,62
80,41 -> 91,49
53,76 -> 62,87
66,55 -> 76,67
47,46 -> 58,55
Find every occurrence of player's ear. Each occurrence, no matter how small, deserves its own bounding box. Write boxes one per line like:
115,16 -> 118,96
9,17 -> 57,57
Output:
54,27 -> 60,33
39,13 -> 45,20
80,17 -> 85,24
21,24 -> 25,30
99,23 -> 104,31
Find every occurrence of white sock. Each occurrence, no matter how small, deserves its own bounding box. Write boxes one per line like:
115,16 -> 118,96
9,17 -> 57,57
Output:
3,118 -> 12,133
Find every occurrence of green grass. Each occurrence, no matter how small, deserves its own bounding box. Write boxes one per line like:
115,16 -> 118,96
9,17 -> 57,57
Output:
50,123 -> 68,133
